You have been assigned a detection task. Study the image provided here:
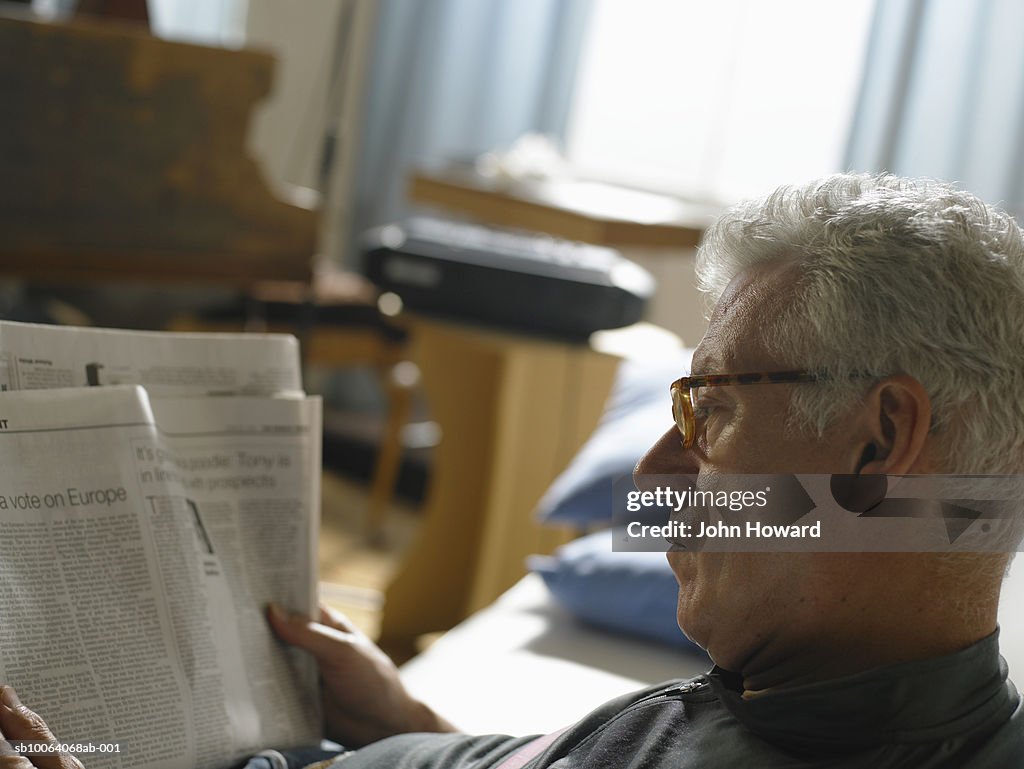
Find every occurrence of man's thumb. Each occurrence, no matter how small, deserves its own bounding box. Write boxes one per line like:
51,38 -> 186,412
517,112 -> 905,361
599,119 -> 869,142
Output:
266,604 -> 353,661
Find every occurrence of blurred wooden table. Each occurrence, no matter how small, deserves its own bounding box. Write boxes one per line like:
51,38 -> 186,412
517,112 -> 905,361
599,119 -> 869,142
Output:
408,167 -> 715,248
377,167 -> 704,658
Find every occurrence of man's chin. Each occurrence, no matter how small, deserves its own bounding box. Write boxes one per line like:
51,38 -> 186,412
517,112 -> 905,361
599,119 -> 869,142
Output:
676,606 -> 709,653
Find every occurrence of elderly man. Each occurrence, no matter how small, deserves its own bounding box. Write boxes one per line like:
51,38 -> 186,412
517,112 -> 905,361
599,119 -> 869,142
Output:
3,173 -> 1023,768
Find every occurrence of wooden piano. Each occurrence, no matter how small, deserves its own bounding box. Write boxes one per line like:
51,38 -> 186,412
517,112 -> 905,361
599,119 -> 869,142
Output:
0,12 -> 317,286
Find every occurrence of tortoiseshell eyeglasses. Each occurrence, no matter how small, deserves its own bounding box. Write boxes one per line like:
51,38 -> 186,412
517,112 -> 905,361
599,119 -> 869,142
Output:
670,371 -> 825,449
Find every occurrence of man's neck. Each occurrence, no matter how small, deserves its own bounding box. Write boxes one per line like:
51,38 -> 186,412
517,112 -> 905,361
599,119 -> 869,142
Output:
736,567 -> 1002,696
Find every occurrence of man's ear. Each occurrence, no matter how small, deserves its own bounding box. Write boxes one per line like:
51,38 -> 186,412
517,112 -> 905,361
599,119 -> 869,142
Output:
856,375 -> 932,475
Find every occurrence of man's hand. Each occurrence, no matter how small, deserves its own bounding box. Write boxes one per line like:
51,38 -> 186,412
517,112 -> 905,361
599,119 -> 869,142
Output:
267,603 -> 456,748
0,687 -> 84,769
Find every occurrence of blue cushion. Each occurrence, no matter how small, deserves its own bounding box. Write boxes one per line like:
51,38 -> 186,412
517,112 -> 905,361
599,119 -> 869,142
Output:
534,350 -> 692,526
529,528 -> 703,651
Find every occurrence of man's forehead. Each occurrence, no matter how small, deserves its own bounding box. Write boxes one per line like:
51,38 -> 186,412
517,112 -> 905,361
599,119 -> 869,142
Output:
691,262 -> 797,375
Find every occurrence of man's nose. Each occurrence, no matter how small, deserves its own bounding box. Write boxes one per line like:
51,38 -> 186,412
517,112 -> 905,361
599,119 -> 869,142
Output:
633,426 -> 701,491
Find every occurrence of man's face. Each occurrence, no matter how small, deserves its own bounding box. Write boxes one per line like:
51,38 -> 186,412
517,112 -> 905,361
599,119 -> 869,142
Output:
635,263 -> 863,670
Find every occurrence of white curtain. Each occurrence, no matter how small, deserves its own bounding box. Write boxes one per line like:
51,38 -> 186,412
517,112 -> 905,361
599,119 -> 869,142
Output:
845,0 -> 1024,219
347,0 -> 592,266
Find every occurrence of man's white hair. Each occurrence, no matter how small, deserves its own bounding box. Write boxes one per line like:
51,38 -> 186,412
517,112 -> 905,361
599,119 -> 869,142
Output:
696,172 -> 1024,475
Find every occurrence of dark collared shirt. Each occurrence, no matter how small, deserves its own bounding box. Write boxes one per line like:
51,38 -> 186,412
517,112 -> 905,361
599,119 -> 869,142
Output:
339,629 -> 1023,768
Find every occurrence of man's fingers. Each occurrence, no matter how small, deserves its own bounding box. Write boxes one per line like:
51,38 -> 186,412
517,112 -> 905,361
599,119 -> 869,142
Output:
266,604 -> 356,661
0,688 -> 83,769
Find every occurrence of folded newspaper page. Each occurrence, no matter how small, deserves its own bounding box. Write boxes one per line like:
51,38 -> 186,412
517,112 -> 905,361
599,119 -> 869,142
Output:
0,320 -> 302,397
0,322 -> 324,769
0,385 -> 322,769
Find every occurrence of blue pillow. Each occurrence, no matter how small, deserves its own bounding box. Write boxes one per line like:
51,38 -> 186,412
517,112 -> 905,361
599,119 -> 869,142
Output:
534,350 -> 692,527
529,528 -> 702,651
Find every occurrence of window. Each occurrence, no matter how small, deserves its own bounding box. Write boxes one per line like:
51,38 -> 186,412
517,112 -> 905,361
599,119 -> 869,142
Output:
31,0 -> 248,46
565,0 -> 876,203
148,0 -> 248,46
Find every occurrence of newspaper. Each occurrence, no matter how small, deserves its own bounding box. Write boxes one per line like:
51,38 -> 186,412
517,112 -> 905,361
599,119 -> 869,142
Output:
0,323 -> 323,769
0,320 -> 302,397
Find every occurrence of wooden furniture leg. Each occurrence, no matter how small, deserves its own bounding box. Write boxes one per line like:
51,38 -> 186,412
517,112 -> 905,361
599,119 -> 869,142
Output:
365,359 -> 417,542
